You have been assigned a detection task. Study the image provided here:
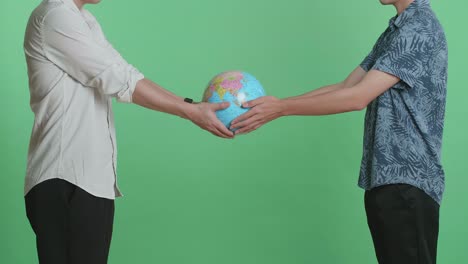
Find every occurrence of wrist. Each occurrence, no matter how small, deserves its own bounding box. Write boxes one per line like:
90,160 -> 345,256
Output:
179,99 -> 197,120
278,99 -> 289,117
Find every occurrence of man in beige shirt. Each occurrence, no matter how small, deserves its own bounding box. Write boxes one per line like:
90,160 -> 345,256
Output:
24,0 -> 232,263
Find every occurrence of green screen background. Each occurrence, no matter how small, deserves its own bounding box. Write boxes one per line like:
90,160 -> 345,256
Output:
1,0 -> 467,263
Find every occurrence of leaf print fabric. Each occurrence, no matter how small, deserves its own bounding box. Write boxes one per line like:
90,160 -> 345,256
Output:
358,0 -> 448,204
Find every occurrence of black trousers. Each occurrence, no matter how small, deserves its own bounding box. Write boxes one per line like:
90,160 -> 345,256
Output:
365,184 -> 440,264
25,178 -> 115,264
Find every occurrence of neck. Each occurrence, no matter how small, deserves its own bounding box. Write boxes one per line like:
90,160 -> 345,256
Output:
394,0 -> 415,15
73,0 -> 85,10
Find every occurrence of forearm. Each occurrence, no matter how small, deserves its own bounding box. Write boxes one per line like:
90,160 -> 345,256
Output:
280,69 -> 400,116
280,68 -> 369,115
288,82 -> 345,100
132,78 -> 194,119
289,66 -> 368,100
281,86 -> 364,116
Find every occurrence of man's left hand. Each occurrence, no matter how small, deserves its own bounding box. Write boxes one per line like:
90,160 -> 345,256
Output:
230,96 -> 284,135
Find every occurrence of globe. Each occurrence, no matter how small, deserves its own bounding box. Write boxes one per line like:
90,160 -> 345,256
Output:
202,71 -> 266,131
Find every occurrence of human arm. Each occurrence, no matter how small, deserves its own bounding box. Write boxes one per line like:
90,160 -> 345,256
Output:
42,6 -> 144,102
231,69 -> 400,134
287,66 -> 368,99
231,25 -> 432,134
42,7 -> 232,138
132,79 -> 233,138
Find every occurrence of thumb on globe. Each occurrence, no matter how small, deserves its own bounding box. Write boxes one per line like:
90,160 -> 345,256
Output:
212,102 -> 230,111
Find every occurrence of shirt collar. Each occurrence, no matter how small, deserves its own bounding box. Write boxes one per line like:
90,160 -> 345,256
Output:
390,0 -> 430,28
62,0 -> 83,14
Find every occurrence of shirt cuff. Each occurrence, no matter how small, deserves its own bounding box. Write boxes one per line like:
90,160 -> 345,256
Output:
371,63 -> 416,90
116,65 -> 144,103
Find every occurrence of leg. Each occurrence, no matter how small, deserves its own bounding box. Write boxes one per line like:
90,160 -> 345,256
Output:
25,178 -> 76,264
364,184 -> 439,264
68,186 -> 115,264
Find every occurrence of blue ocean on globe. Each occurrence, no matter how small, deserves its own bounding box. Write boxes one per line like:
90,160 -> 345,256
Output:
203,71 -> 266,131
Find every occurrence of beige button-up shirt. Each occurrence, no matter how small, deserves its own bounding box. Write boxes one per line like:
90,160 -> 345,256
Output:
24,0 -> 144,199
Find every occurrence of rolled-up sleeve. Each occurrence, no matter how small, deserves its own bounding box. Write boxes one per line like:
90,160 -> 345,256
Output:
42,6 -> 144,103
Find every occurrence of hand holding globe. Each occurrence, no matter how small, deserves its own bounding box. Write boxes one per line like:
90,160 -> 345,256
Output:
202,71 -> 266,132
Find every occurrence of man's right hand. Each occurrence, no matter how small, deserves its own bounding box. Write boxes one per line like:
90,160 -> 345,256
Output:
185,102 -> 234,139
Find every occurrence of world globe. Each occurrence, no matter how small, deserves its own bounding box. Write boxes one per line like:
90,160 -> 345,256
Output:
202,71 -> 266,131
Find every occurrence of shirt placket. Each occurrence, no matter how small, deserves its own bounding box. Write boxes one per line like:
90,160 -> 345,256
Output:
105,98 -> 120,195
83,13 -> 121,197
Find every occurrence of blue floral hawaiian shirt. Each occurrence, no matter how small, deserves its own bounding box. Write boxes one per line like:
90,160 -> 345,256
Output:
358,0 -> 448,204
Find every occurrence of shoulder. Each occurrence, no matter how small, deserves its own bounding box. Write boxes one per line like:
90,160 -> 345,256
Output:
42,4 -> 86,32
27,1 -> 65,27
402,7 -> 445,39
396,8 -> 447,57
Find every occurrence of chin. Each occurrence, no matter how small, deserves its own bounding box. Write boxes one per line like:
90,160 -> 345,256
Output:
379,0 -> 397,5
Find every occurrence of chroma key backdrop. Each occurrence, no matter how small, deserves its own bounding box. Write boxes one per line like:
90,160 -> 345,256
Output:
1,0 -> 467,263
